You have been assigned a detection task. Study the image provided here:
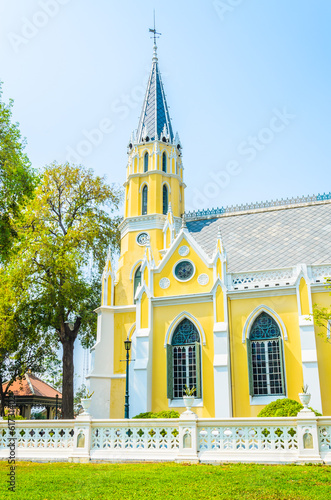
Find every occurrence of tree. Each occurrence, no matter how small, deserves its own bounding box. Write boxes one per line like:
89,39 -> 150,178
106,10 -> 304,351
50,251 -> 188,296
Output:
0,82 -> 37,262
14,162 -> 122,418
313,278 -> 331,344
0,266 -> 56,416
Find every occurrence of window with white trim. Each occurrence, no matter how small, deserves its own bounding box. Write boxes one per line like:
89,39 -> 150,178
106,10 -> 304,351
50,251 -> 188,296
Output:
162,152 -> 167,172
144,152 -> 149,172
142,185 -> 148,215
162,184 -> 168,215
247,312 -> 285,397
166,319 -> 201,399
133,266 -> 141,303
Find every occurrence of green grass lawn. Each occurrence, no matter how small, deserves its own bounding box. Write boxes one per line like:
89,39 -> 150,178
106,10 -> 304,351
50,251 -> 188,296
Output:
0,461 -> 330,500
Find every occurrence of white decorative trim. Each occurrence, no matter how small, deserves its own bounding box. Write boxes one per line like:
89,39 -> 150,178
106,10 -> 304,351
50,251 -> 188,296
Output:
172,259 -> 196,283
250,395 -> 286,406
156,230 -> 212,274
178,245 -> 189,256
127,171 -> 185,184
129,260 -> 143,281
128,323 -> 136,341
94,305 -> 136,314
138,182 -> 149,194
228,267 -> 295,290
164,312 -> 207,346
152,293 -> 213,307
228,288 -> 296,300
311,265 -> 331,283
198,274 -> 209,286
162,180 -> 171,193
185,195 -> 331,221
120,214 -> 182,238
159,277 -> 170,289
168,398 -> 203,408
242,305 -> 288,343
327,321 -> 331,339
86,374 -> 126,379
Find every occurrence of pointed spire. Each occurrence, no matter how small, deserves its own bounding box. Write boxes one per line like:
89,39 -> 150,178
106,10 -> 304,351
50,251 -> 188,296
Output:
104,246 -> 112,274
181,216 -> 187,230
136,42 -> 174,143
215,226 -> 227,262
167,202 -> 174,223
143,241 -> 155,268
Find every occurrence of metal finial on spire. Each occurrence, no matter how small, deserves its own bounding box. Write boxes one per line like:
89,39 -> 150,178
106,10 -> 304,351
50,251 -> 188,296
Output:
149,10 -> 161,61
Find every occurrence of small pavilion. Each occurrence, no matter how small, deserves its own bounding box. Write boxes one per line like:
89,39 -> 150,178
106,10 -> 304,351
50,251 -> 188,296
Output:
3,373 -> 62,419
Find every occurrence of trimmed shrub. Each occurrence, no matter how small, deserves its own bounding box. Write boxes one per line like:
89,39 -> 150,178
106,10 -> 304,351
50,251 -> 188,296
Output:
257,398 -> 322,417
3,415 -> 26,420
133,410 -> 180,419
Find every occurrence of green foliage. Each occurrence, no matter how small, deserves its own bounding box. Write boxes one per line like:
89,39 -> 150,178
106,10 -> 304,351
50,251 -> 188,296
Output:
35,356 -> 62,392
15,162 -> 122,347
0,264 -> 57,416
183,385 -> 196,396
0,82 -> 37,261
133,410 -> 180,419
313,287 -> 331,344
3,414 -> 26,420
257,398 -> 322,417
9,162 -> 122,418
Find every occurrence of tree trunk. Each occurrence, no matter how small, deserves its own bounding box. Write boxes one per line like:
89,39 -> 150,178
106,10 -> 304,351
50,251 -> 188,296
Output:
61,336 -> 75,419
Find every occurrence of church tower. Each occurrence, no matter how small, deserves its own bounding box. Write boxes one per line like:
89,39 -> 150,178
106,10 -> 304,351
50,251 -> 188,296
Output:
116,41 -> 185,304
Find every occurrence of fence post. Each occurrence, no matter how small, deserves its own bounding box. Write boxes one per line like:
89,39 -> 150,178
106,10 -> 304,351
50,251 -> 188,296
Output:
68,414 -> 92,463
175,410 -> 199,463
296,408 -> 322,463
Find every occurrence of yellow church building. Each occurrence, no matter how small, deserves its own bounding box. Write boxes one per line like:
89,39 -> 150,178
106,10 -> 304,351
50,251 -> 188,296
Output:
88,41 -> 331,420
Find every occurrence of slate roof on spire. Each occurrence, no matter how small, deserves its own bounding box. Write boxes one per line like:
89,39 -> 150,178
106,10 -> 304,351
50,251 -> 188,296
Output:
137,44 -> 174,142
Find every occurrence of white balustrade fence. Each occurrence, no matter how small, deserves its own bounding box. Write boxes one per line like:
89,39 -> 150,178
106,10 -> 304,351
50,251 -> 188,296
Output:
1,414 -> 331,464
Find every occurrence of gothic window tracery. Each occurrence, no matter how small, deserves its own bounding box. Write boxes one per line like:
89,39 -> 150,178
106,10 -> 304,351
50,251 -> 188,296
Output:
247,312 -> 285,397
167,319 -> 201,400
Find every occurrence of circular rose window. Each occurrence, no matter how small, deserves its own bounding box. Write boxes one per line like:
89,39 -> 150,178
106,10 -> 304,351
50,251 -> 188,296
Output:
174,260 -> 195,282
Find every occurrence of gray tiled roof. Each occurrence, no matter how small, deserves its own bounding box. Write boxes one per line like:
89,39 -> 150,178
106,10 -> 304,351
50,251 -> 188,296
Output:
137,55 -> 174,142
187,202 -> 331,272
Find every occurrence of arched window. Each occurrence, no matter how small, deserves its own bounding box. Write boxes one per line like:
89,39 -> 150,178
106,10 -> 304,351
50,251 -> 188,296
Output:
142,185 -> 148,215
247,312 -> 285,397
133,266 -> 141,302
162,152 -> 167,172
167,319 -> 201,400
162,185 -> 168,215
144,152 -> 149,172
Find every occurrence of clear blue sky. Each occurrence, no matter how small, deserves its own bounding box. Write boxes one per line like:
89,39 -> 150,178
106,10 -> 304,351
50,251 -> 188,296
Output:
1,0 -> 330,213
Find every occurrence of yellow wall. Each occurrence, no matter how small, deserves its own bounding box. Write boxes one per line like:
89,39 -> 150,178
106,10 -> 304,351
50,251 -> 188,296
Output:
113,311 -> 136,374
154,238 -> 213,298
229,294 -> 303,417
299,277 -> 310,315
151,302 -> 214,418
125,142 -> 184,219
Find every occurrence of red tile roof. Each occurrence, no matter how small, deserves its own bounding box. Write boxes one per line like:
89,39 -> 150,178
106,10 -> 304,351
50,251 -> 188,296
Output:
3,373 -> 62,398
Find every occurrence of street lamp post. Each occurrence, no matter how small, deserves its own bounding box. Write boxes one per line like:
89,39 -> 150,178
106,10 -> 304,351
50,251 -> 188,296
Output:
124,337 -> 132,419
